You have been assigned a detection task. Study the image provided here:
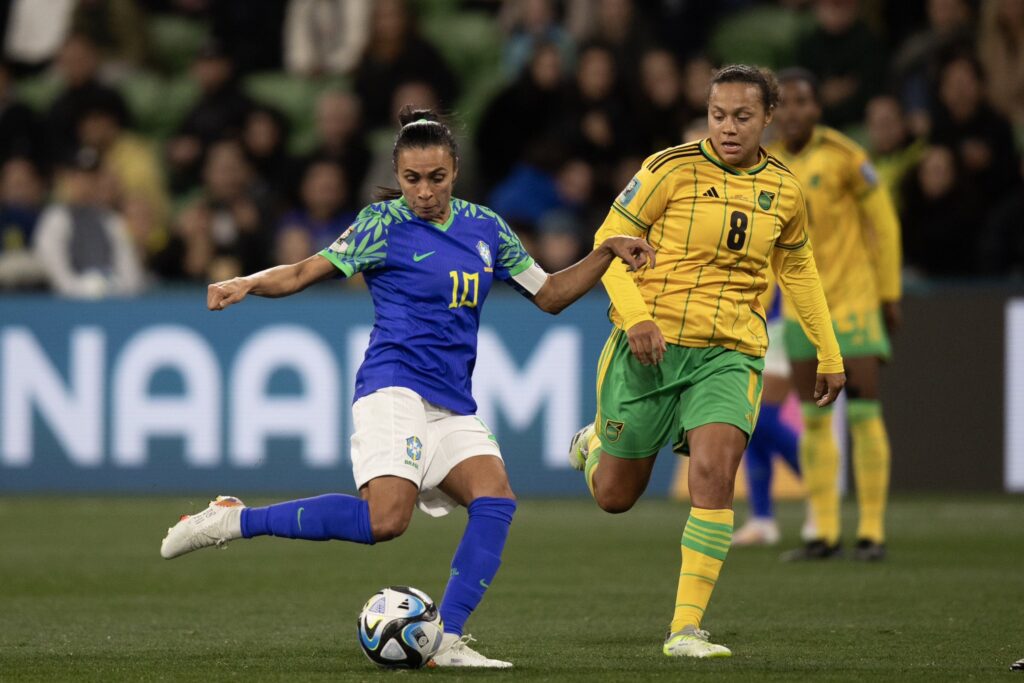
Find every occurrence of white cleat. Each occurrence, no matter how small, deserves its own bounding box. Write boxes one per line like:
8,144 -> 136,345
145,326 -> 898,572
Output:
568,423 -> 595,471
732,518 -> 781,546
160,496 -> 246,559
663,626 -> 732,658
427,634 -> 512,669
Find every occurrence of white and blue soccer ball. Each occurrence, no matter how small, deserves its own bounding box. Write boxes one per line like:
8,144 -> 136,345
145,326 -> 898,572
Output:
357,586 -> 444,669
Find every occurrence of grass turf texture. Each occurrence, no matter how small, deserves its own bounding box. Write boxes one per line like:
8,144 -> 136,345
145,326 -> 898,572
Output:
1,496 -> 1022,681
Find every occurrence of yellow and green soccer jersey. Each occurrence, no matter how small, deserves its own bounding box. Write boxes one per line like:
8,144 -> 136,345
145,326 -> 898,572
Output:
595,138 -> 843,374
768,126 -> 902,320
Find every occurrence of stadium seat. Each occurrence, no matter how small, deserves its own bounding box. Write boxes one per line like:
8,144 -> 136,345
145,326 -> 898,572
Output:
419,11 -> 503,130
119,72 -> 199,139
14,73 -> 62,113
147,14 -> 209,75
709,6 -> 812,69
243,72 -> 349,153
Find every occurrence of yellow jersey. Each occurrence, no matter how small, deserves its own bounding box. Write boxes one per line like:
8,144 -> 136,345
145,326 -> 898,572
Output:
595,138 -> 843,374
768,126 -> 902,320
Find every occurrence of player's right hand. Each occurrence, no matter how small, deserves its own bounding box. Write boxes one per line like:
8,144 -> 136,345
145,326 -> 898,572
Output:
813,372 -> 846,407
207,278 -> 251,311
627,320 -> 666,366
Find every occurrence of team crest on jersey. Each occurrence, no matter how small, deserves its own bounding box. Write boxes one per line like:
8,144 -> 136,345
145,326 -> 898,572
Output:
405,436 -> 423,468
757,190 -> 775,211
617,177 -> 642,207
604,419 -> 625,443
327,224 -> 356,254
476,240 -> 492,267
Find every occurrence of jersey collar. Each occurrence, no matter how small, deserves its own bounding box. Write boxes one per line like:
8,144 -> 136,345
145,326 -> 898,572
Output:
399,196 -> 457,231
699,138 -> 769,175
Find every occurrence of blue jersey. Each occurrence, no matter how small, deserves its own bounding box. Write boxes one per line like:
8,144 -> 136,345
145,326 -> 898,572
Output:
318,197 -> 547,415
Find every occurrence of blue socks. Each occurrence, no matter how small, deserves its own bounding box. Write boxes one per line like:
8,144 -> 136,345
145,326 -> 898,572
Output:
744,402 -> 800,519
745,432 -> 774,519
240,493 -> 517,636
439,497 -> 516,636
240,494 -> 375,544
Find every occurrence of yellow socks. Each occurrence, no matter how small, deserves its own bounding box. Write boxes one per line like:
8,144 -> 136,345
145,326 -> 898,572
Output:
672,508 -> 733,632
849,399 -> 890,543
799,404 -> 840,545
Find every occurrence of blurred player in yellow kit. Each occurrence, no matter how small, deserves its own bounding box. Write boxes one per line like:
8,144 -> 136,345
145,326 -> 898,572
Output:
769,68 -> 902,562
567,65 -> 845,657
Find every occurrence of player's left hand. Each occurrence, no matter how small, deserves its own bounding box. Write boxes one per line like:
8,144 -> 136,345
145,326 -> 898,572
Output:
813,372 -> 846,407
882,300 -> 902,334
602,236 -> 656,271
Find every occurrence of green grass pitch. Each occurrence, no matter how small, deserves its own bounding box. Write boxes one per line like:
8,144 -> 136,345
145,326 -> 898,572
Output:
1,495 -> 1022,681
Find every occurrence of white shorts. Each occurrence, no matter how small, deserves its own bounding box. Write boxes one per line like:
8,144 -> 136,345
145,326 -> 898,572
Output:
350,387 -> 503,518
763,319 -> 790,378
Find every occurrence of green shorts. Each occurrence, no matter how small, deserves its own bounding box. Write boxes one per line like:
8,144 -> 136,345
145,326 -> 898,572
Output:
594,329 -> 764,459
783,308 -> 891,361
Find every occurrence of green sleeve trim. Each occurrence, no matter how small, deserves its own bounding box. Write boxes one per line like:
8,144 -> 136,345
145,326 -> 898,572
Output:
317,248 -> 355,277
611,203 -> 649,231
775,235 -> 808,250
506,255 -> 535,277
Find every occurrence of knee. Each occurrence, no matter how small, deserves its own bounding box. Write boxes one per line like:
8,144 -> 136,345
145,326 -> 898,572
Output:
370,509 -> 412,542
595,490 -> 637,514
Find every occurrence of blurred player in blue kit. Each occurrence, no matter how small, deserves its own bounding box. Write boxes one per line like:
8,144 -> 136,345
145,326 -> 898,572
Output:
159,107 -> 655,668
731,283 -> 806,546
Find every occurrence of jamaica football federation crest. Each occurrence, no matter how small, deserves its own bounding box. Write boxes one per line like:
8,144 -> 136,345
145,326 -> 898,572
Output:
757,190 -> 775,211
476,240 -> 492,267
604,419 -> 625,443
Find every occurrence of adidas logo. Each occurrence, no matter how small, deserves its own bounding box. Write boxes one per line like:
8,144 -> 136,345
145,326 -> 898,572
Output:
702,187 -> 720,198
398,599 -> 410,610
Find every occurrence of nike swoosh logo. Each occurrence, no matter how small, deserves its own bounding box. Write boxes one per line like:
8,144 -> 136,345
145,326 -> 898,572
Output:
479,579 -> 490,589
413,251 -> 436,262
296,507 -> 304,531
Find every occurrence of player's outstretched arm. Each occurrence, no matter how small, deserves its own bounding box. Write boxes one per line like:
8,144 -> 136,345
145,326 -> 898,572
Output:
207,254 -> 337,311
532,236 -> 655,315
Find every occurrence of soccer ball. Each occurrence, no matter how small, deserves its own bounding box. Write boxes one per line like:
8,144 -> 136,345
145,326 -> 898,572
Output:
356,586 -> 444,669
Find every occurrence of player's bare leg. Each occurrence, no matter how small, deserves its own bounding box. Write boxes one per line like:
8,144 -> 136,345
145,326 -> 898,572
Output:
586,448 -> 657,514
664,423 -> 745,658
360,476 -> 419,541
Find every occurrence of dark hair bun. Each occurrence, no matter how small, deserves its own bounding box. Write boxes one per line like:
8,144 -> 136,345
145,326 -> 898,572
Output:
398,106 -> 440,127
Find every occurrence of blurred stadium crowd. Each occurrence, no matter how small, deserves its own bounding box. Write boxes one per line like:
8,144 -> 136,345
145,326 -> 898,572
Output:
0,0 -> 1020,298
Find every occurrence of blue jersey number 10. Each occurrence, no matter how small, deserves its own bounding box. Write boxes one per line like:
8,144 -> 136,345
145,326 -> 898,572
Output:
449,271 -> 479,309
